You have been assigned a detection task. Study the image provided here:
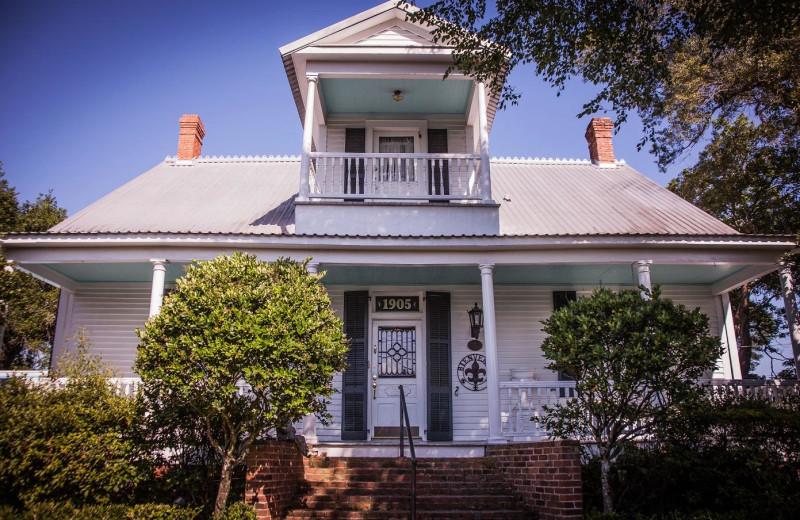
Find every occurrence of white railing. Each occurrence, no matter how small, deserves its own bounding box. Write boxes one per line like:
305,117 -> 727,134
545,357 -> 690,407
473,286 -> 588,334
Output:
0,374 -> 252,397
308,152 -> 482,201
500,380 -> 577,439
707,379 -> 800,404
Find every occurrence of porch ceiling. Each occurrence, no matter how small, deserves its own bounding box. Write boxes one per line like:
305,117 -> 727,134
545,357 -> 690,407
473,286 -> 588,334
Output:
319,78 -> 472,116
36,261 -> 750,288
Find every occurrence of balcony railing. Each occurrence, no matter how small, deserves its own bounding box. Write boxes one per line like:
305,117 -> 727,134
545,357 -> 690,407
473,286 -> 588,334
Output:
308,152 -> 483,201
707,378 -> 800,404
500,380 -> 577,439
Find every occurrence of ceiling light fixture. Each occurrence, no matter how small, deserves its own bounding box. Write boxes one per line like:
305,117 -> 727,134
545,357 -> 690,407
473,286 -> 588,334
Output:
392,90 -> 404,102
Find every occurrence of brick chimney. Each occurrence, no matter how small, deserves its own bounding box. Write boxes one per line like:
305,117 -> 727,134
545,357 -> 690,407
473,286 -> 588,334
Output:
585,117 -> 615,165
177,114 -> 205,160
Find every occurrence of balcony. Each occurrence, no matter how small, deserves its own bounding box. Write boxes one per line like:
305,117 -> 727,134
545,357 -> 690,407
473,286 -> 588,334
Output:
308,152 -> 483,202
295,151 -> 499,236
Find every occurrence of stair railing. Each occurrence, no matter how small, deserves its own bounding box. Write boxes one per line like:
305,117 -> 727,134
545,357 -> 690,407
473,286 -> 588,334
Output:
398,385 -> 417,520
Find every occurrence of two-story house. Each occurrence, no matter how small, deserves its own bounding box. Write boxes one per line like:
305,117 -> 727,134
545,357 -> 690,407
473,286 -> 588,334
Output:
4,3 -> 797,518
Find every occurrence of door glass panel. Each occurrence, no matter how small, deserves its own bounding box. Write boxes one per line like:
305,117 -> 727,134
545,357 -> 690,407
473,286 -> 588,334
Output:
377,326 -> 416,377
378,136 -> 415,182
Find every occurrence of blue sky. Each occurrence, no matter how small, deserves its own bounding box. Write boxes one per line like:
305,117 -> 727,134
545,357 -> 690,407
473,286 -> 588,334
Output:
1,0 -> 691,215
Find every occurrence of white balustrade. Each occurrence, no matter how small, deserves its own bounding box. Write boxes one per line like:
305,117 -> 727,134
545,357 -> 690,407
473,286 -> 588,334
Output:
499,380 -> 577,439
707,379 -> 800,404
308,152 -> 482,201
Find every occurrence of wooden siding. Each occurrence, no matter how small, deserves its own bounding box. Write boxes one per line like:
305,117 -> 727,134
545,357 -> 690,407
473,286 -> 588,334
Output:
325,123 -> 468,153
354,25 -> 432,47
320,284 -> 721,442
60,285 -> 150,377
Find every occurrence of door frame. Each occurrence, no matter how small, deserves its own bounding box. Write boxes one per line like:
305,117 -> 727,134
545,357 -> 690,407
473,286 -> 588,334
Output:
368,290 -> 426,440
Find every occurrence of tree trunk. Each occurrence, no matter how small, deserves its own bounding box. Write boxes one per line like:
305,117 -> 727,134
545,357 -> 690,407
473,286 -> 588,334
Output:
213,455 -> 236,519
600,456 -> 614,513
732,284 -> 753,377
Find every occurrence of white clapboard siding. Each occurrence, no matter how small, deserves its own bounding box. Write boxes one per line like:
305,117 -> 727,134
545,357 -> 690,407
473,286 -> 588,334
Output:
326,127 -> 346,154
316,286 -> 346,442
307,283 -> 722,443
62,285 -> 150,377
447,126 -> 467,154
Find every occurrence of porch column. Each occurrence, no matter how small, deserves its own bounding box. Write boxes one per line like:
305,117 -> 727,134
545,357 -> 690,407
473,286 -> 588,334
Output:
302,261 -> 321,443
477,82 -> 494,204
778,262 -> 800,379
633,260 -> 652,297
718,292 -> 743,380
479,263 -> 504,443
148,259 -> 169,317
298,74 -> 318,202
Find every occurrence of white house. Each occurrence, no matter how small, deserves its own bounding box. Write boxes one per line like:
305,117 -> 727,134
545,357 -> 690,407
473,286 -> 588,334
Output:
4,1 -> 796,450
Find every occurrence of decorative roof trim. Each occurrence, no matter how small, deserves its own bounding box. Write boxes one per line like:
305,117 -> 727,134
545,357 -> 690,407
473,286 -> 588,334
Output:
490,156 -> 627,165
165,155 -> 301,164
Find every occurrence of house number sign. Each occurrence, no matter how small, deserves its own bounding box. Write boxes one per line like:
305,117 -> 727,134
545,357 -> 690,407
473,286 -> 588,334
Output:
374,296 -> 420,312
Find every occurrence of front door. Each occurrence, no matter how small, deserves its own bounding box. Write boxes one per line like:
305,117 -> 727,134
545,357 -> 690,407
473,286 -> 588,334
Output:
371,320 -> 424,439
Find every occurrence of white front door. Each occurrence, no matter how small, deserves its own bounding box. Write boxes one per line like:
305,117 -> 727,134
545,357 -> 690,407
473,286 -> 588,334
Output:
371,320 -> 425,439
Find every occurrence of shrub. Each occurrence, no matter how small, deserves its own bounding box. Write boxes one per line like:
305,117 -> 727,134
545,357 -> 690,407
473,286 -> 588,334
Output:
0,333 -> 153,507
583,395 -> 800,519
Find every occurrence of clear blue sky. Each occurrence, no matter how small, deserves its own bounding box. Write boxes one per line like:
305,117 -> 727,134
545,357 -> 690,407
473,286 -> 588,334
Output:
1,0 -> 690,215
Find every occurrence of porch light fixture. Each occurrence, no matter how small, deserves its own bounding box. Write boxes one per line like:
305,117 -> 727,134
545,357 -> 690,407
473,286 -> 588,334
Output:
392,89 -> 404,102
468,302 -> 483,339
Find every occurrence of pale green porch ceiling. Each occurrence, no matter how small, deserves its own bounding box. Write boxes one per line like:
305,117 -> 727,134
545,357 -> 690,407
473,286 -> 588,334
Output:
319,78 -> 473,116
42,262 -> 748,287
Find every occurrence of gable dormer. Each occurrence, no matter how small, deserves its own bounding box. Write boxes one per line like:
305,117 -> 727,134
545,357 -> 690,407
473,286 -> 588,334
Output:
282,1 -> 501,236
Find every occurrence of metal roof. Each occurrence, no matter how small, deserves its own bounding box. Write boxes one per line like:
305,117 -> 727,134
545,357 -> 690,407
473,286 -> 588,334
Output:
49,156 -> 738,237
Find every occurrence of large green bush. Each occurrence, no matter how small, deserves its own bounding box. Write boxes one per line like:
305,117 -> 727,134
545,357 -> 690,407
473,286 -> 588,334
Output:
583,395 -> 800,519
0,335 -> 152,507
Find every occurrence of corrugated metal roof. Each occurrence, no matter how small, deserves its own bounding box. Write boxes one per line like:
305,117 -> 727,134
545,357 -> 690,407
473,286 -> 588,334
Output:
50,156 -> 738,237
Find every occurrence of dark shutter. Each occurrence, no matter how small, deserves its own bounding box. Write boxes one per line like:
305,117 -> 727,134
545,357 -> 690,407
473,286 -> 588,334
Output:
344,128 -> 366,196
427,129 -> 450,196
426,291 -> 452,441
342,291 -> 369,440
552,291 -> 577,396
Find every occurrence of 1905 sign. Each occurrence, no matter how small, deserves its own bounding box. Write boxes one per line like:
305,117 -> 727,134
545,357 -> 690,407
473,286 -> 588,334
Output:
375,296 -> 420,312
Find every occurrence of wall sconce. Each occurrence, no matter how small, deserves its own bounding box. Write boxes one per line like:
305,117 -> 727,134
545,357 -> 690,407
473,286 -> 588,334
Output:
392,90 -> 404,102
468,302 -> 483,339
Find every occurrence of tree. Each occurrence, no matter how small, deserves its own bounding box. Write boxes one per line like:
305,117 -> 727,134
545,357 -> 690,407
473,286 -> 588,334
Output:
406,0 -> 800,170
669,115 -> 800,375
540,286 -> 721,513
0,165 -> 67,369
135,253 -> 348,518
407,0 -> 800,376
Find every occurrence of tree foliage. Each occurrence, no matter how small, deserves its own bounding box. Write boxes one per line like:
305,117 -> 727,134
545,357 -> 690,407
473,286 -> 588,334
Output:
0,331 -> 151,508
540,287 -> 721,512
669,116 -> 800,375
407,0 -> 800,170
135,253 -> 348,518
0,164 -> 67,369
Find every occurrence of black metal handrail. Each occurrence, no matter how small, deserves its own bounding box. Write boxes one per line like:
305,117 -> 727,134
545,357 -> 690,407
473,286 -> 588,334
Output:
398,385 -> 417,520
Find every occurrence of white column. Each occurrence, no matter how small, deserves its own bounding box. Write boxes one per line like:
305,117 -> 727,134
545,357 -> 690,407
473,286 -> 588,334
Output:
633,260 -> 652,298
479,263 -> 504,443
149,259 -> 169,317
298,74 -> 318,202
477,82 -> 494,204
778,262 -> 800,379
718,292 -> 743,380
302,261 -> 321,443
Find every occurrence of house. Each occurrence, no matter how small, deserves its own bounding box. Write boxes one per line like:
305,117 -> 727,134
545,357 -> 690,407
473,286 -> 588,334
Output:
4,2 -> 797,518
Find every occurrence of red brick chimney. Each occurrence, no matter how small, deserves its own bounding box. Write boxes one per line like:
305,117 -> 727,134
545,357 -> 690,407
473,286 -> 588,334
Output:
585,117 -> 615,165
177,114 -> 205,160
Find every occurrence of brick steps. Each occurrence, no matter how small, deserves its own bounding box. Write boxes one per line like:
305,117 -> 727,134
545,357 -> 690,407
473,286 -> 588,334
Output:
283,456 -> 534,520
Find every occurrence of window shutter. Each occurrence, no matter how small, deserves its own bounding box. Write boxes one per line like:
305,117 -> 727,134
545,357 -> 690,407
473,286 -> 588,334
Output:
426,291 -> 452,441
342,291 -> 369,440
427,129 -> 450,196
552,291 -> 578,395
344,128 -> 366,195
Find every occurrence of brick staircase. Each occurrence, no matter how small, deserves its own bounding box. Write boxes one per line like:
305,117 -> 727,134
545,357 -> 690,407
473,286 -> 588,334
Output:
283,456 -> 535,520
